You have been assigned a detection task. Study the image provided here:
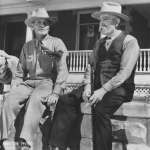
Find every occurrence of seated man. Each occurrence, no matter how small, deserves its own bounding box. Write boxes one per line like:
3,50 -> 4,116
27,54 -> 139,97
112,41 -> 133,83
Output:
49,2 -> 140,150
0,7 -> 68,150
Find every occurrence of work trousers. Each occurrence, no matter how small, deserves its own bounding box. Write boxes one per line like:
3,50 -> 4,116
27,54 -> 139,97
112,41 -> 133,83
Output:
50,86 -> 127,150
92,87 -> 127,150
0,79 -> 53,150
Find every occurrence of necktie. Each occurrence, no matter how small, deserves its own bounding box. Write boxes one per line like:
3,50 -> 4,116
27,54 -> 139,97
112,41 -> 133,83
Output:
105,37 -> 111,50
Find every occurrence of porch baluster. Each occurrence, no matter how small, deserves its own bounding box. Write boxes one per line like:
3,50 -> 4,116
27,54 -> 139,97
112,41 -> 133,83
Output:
73,51 -> 76,72
69,52 -> 73,72
81,51 -> 85,72
148,50 -> 150,71
139,51 -> 143,72
143,50 -> 146,71
76,51 -> 79,72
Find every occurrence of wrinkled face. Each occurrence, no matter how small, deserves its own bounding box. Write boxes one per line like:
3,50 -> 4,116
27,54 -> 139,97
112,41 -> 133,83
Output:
99,14 -> 120,36
32,18 -> 50,36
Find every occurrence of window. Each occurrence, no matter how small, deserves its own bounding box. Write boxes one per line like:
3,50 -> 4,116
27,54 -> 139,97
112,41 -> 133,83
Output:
0,14 -> 26,57
76,10 -> 99,50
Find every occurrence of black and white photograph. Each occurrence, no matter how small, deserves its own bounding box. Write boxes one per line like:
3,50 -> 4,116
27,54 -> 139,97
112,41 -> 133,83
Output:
0,0 -> 150,150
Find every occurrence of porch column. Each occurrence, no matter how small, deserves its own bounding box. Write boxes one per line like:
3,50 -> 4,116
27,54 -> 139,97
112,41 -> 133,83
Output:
26,26 -> 33,42
25,10 -> 34,42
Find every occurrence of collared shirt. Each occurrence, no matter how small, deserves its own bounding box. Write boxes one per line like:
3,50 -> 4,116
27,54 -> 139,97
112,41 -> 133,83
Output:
105,30 -> 121,50
84,32 -> 140,92
16,35 -> 68,94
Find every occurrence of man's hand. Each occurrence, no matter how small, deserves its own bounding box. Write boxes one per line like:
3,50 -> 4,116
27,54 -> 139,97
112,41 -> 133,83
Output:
0,50 -> 9,58
82,85 -> 91,102
89,88 -> 107,106
11,79 -> 22,88
44,93 -> 59,106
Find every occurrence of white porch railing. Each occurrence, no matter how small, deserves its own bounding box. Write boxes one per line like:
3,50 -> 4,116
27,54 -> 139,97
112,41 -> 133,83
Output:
67,49 -> 150,73
67,50 -> 92,72
136,49 -> 150,73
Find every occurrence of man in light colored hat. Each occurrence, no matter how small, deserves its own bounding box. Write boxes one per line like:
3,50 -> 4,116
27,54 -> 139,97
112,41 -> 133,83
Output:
82,1 -> 140,150
1,7 -> 68,150
45,2 -> 139,150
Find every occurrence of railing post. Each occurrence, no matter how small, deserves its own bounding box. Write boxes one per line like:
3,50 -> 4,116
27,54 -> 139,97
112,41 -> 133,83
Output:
139,51 -> 143,72
144,51 -> 146,71
81,51 -> 85,72
69,52 -> 73,72
73,51 -> 76,72
148,51 -> 150,71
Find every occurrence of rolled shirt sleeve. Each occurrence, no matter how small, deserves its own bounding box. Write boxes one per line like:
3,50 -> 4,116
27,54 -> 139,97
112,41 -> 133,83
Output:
53,39 -> 69,95
102,35 -> 140,91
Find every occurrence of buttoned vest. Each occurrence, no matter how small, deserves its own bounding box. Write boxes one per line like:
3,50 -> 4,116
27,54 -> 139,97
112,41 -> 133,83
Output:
91,32 -> 136,101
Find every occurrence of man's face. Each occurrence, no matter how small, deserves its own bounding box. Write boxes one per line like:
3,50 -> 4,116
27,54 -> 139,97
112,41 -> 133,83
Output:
99,14 -> 119,36
32,18 -> 50,36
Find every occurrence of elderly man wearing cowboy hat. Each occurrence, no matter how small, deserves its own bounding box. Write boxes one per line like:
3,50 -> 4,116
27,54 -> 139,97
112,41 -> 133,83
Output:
1,7 -> 68,150
82,1 -> 140,150
45,2 -> 139,150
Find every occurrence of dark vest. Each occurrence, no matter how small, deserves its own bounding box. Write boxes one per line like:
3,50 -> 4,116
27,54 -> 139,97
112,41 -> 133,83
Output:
92,32 -> 136,101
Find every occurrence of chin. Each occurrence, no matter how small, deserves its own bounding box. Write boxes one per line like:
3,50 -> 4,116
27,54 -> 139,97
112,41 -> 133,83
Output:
101,29 -> 108,35
38,32 -> 48,36
101,32 -> 107,36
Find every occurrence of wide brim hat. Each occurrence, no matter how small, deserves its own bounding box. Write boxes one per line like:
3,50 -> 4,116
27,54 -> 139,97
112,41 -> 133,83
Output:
25,7 -> 52,28
91,2 -> 129,22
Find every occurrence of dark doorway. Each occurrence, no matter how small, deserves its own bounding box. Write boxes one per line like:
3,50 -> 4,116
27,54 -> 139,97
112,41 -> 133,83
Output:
0,14 -> 26,57
5,22 -> 26,57
49,10 -> 77,50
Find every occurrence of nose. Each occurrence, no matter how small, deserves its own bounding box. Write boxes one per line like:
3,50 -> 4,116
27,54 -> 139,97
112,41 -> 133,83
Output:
39,23 -> 45,28
100,22 -> 108,27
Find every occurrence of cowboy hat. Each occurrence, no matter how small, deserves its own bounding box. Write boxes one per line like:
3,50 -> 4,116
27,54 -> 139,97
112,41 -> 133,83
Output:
91,2 -> 129,22
25,7 -> 51,27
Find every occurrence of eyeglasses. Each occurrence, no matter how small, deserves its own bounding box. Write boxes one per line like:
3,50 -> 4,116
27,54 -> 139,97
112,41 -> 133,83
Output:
33,19 -> 50,26
100,15 -> 117,22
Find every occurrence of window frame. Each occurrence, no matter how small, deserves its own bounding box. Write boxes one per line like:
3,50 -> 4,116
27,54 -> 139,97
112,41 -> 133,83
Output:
75,8 -> 99,50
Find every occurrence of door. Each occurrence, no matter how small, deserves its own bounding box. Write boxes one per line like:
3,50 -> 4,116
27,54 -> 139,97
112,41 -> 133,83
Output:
0,14 -> 27,57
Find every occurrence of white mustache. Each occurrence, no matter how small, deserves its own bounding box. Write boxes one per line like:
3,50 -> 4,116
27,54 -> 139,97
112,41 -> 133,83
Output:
99,23 -> 109,32
39,26 -> 49,31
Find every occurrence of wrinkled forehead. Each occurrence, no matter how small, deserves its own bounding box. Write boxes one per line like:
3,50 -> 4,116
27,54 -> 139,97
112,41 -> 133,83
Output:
100,14 -> 119,21
32,18 -> 49,25
32,18 -> 49,23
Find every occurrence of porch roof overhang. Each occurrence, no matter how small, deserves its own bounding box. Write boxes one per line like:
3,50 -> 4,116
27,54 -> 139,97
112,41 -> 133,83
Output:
1,0 -> 150,15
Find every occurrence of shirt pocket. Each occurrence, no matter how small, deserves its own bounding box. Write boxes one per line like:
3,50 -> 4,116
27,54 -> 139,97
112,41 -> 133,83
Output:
38,54 -> 54,73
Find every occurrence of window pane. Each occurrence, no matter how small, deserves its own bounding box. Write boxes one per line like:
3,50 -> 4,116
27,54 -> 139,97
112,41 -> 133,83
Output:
79,24 -> 99,50
80,13 -> 98,24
